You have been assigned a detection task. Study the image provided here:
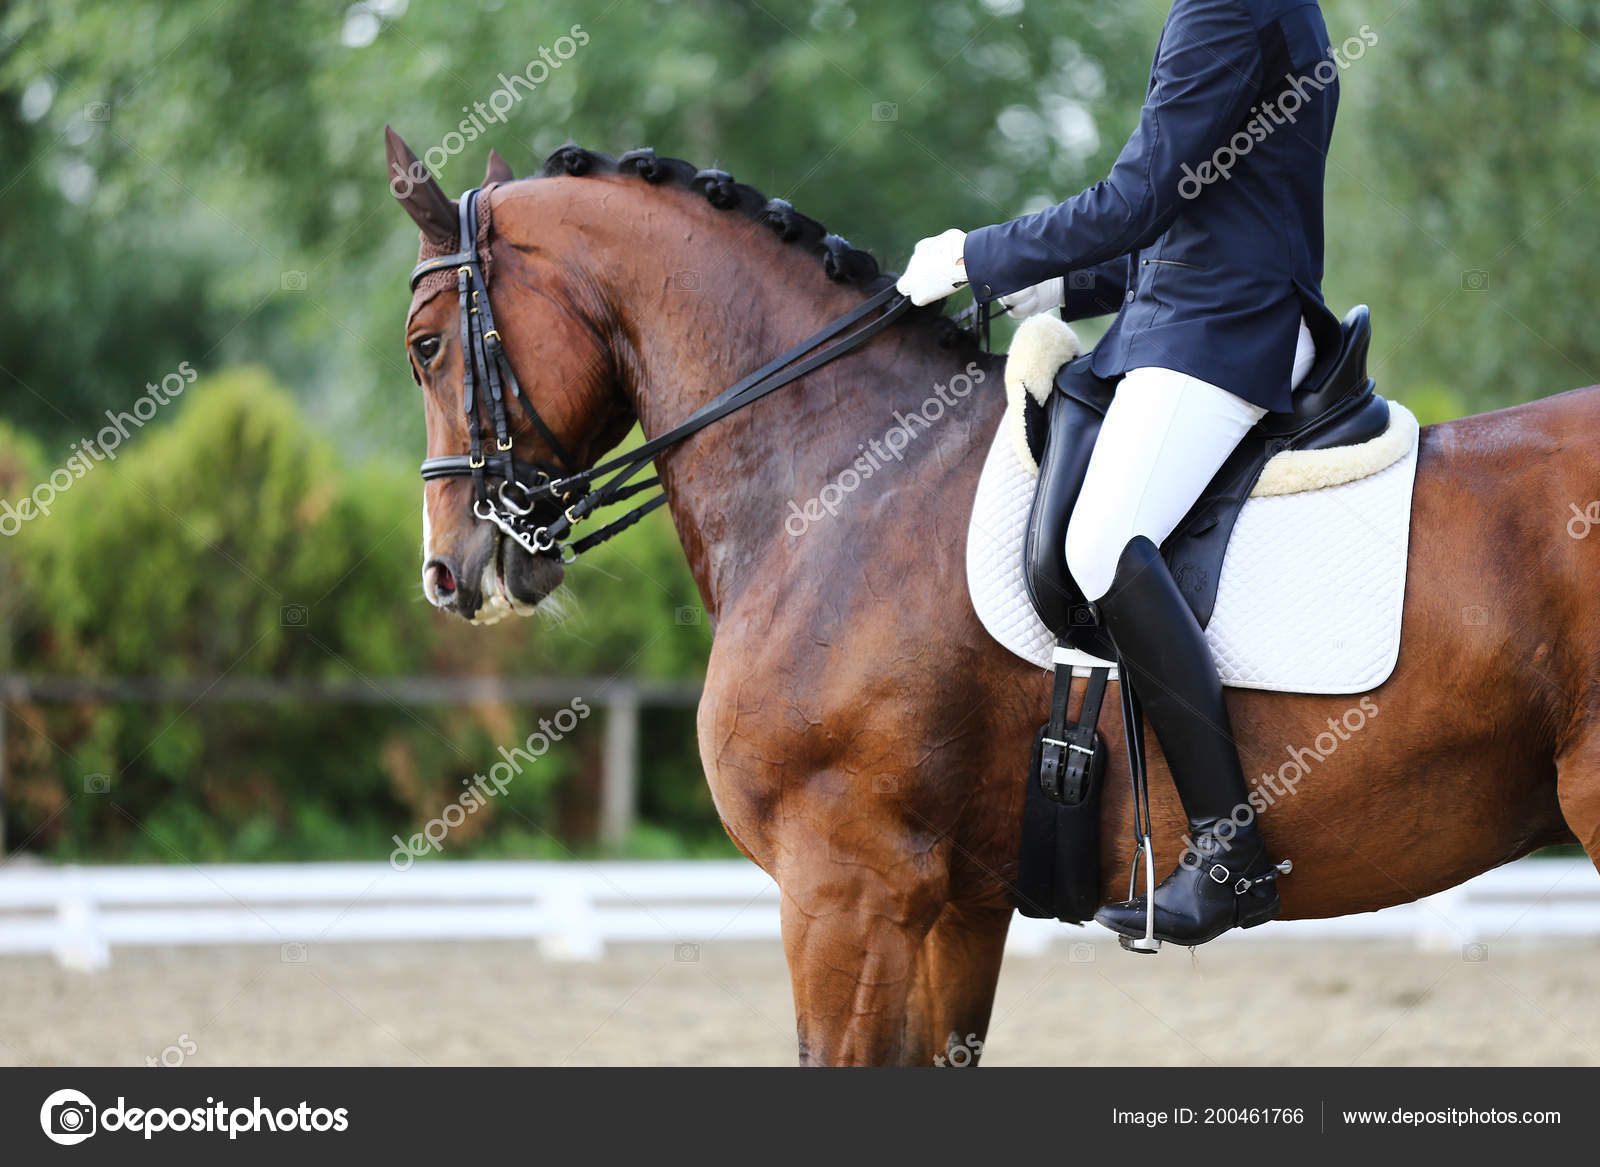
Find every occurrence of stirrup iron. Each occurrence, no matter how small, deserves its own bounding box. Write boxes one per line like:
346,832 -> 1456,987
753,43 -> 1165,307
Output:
1116,666 -> 1161,954
1119,836 -> 1161,954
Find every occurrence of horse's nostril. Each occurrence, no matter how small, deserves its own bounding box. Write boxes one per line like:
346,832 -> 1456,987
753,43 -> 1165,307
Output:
424,559 -> 457,598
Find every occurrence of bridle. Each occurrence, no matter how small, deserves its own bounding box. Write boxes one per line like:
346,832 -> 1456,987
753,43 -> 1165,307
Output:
411,188 -> 579,559
409,186 -> 914,564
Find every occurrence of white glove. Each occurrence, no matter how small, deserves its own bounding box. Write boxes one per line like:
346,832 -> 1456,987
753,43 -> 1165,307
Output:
998,276 -> 1066,319
896,228 -> 968,306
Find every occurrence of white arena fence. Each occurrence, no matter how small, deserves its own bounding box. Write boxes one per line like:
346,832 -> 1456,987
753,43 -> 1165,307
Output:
0,857 -> 1594,971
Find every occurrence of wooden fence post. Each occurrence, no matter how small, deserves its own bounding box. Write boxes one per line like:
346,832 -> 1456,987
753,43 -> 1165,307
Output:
599,685 -> 640,853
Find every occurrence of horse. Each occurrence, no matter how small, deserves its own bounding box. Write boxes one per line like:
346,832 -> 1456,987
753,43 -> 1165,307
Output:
385,129 -> 1600,1066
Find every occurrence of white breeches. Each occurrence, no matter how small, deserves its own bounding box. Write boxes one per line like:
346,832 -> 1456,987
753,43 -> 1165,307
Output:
1065,320 -> 1315,602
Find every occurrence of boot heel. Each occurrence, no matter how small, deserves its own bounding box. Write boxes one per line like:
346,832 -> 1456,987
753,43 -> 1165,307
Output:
1239,891 -> 1281,930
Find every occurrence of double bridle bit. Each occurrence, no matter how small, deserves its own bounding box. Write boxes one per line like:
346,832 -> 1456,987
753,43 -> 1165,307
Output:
410,186 -> 912,564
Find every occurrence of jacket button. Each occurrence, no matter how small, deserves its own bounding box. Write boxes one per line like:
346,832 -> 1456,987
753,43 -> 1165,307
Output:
1126,290 -> 1135,302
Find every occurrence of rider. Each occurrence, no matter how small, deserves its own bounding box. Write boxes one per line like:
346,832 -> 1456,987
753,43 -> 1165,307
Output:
898,0 -> 1343,945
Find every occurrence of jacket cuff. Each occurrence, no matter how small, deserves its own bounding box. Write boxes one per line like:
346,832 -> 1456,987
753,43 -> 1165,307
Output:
961,223 -> 1005,303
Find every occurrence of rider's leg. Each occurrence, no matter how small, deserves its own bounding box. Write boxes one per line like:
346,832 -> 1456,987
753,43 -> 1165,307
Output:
1064,365 -> 1276,945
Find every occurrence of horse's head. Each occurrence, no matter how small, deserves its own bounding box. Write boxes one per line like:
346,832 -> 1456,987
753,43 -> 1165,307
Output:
386,128 -> 633,624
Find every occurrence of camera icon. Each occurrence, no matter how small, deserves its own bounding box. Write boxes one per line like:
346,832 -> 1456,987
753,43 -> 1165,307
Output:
1462,942 -> 1489,962
871,101 -> 899,122
1460,604 -> 1489,626
1461,270 -> 1490,291
281,941 -> 308,963
674,606 -> 700,625
871,775 -> 899,795
1068,941 -> 1096,963
83,101 -> 111,123
83,772 -> 111,794
49,1101 -> 95,1140
1068,270 -> 1096,290
674,942 -> 700,963
280,270 -> 309,292
40,1089 -> 97,1145
670,269 -> 700,291
280,603 -> 308,627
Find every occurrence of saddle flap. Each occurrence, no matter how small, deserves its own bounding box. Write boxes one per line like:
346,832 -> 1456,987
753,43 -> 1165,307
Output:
1021,359 -> 1118,657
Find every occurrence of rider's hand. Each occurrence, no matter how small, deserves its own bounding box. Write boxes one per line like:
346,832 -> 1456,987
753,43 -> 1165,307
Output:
896,228 -> 968,305
998,276 -> 1066,319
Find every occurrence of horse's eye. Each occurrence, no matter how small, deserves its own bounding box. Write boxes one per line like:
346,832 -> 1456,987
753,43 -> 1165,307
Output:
411,335 -> 442,366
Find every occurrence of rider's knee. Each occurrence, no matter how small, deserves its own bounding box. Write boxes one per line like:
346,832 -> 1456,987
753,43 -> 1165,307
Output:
1064,511 -> 1130,603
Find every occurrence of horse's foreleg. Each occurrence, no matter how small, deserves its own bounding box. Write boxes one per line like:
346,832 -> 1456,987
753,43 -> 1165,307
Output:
778,866 -> 945,1066
1556,725 -> 1600,868
908,903 -> 1012,1067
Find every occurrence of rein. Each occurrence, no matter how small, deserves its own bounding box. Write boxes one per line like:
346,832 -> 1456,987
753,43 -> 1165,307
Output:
411,186 -> 912,563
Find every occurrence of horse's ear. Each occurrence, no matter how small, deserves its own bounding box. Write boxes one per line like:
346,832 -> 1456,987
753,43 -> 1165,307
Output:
484,148 -> 514,185
385,125 -> 456,246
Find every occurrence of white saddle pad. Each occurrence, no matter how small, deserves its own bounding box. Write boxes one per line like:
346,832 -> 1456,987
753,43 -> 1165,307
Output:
966,399 -> 1421,694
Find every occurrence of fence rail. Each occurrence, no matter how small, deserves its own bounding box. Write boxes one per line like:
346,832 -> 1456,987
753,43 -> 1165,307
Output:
0,857 -> 1593,971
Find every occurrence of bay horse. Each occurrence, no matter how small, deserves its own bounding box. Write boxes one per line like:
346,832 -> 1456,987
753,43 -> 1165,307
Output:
386,130 -> 1600,1066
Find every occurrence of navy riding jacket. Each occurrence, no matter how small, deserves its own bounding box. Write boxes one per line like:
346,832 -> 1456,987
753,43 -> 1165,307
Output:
963,0 -> 1344,413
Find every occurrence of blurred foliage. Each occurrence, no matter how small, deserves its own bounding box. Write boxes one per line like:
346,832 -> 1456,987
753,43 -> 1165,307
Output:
0,372 -> 717,860
1,0 -> 1596,859
1319,0 -> 1600,414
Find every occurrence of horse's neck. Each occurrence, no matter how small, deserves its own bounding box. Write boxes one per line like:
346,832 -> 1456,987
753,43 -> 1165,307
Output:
620,265 -> 1005,619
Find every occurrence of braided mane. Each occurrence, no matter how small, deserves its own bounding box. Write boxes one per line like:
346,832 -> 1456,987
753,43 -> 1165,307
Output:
534,144 -> 975,349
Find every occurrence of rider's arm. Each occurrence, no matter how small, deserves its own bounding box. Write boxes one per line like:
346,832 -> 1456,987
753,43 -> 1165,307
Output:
964,0 -> 1264,303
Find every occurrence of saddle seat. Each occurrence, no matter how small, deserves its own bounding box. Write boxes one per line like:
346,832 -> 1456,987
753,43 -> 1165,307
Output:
1024,305 -> 1388,660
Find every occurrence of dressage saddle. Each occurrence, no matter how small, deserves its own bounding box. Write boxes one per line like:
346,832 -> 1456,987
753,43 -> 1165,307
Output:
1023,305 -> 1387,660
1011,307 -> 1384,925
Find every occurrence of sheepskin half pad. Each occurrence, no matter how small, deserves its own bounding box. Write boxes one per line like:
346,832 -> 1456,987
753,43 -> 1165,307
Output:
967,323 -> 1421,695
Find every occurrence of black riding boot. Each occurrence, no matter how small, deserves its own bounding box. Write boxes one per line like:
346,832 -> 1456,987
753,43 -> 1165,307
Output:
1091,537 -> 1284,946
